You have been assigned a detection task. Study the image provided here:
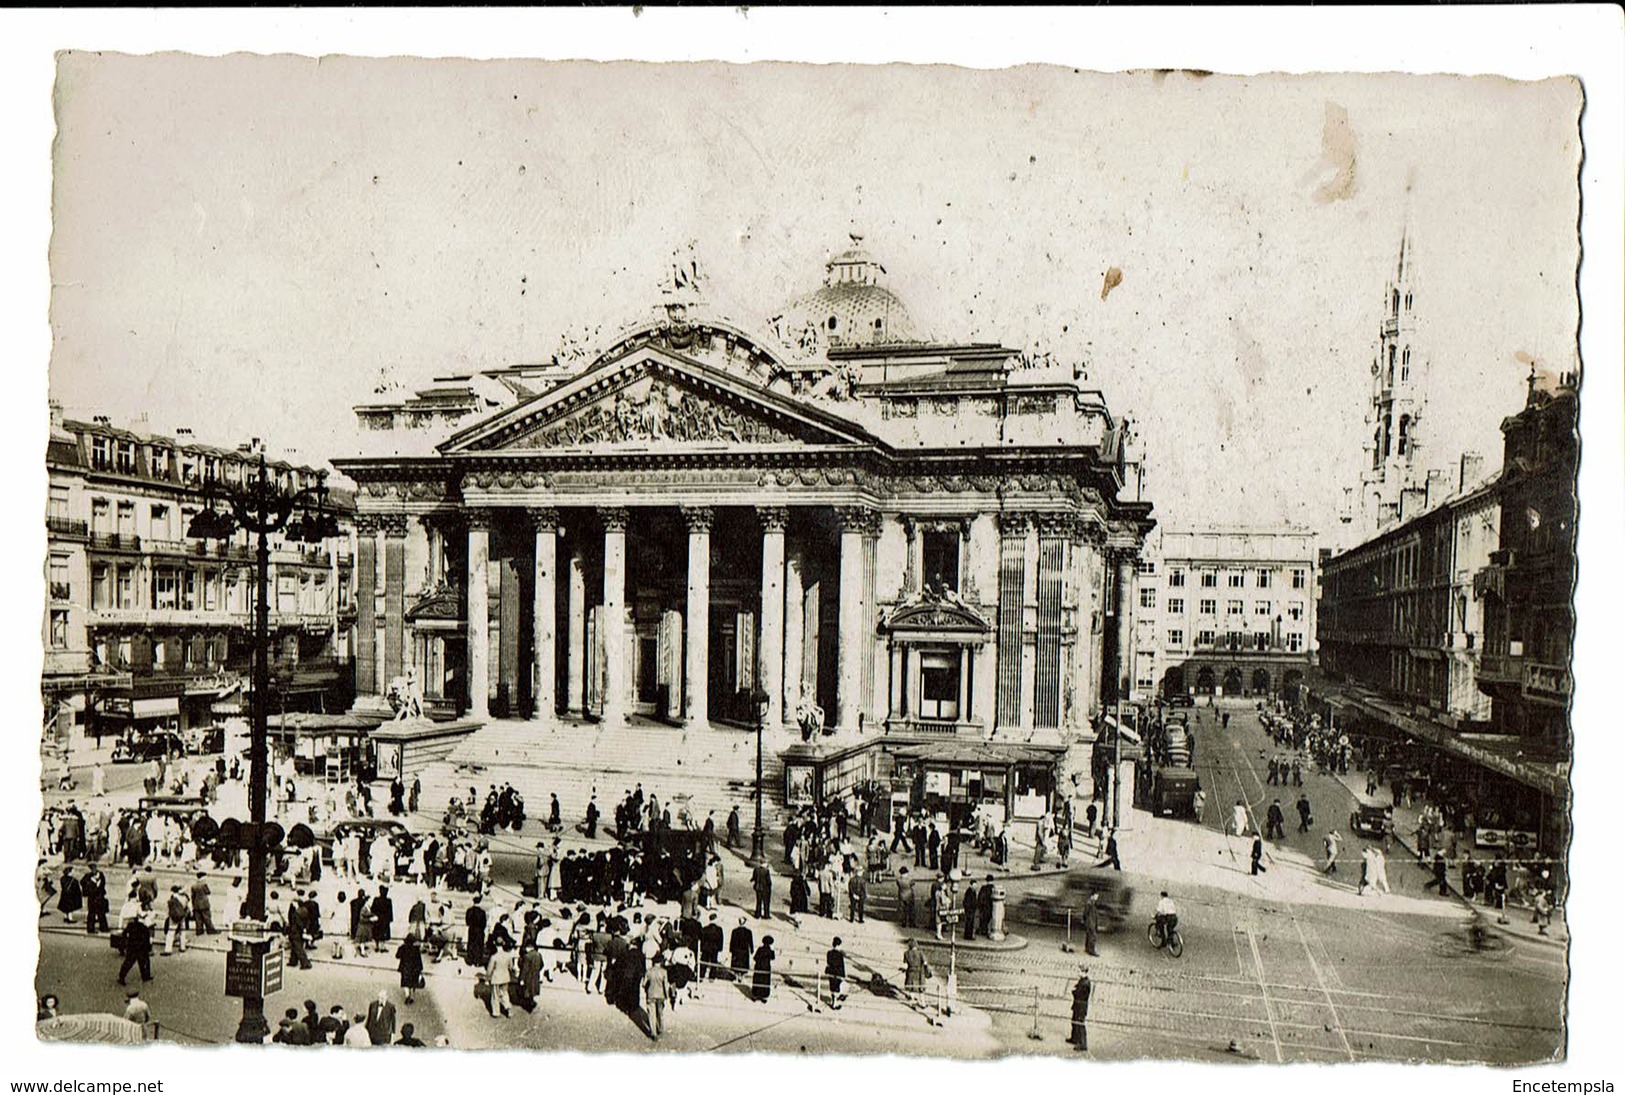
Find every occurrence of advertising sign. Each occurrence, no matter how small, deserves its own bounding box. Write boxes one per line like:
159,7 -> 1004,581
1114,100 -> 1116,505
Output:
784,764 -> 816,807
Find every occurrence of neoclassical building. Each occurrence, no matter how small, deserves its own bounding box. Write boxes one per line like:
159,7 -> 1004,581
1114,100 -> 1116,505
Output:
332,241 -> 1153,750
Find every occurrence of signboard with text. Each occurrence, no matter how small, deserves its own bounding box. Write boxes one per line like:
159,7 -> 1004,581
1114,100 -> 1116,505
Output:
225,937 -> 284,998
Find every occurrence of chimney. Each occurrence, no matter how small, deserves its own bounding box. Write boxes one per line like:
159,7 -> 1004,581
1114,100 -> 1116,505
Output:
1400,485 -> 1428,521
1459,451 -> 1485,492
1426,469 -> 1448,506
47,399 -> 63,430
176,427 -> 193,440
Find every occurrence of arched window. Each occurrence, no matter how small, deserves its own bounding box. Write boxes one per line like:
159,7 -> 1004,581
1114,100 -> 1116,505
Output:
1398,415 -> 1411,456
1392,289 -> 1400,315
1386,345 -> 1396,386
828,315 -> 838,332
1383,414 -> 1393,458
1373,427 -> 1382,469
1401,347 -> 1411,383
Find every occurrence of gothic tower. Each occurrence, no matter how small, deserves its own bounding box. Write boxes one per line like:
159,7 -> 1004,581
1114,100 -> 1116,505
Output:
1352,229 -> 1427,538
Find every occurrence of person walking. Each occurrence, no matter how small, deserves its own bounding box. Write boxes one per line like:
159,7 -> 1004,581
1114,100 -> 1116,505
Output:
1322,830 -> 1342,875
486,943 -> 514,1017
122,988 -> 152,1027
366,989 -> 398,1045
643,955 -> 672,1040
82,866 -> 109,935
1265,800 -> 1286,841
56,866 -> 83,924
1371,846 -> 1393,894
825,937 -> 848,1009
162,885 -> 190,955
1095,830 -> 1122,871
1296,794 -> 1313,834
1068,970 -> 1092,1052
902,937 -> 930,996
752,861 -> 772,919
1230,800 -> 1249,837
396,933 -> 424,1005
751,936 -> 776,1003
1250,833 -> 1267,876
729,917 -> 754,980
1082,892 -> 1101,956
190,872 -> 215,935
116,909 -> 154,986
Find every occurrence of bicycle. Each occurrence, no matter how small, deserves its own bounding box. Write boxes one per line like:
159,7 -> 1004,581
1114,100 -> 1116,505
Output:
1148,916 -> 1184,958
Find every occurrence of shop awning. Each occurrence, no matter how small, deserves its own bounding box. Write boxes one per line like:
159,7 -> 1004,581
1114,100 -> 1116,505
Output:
893,741 -> 1065,767
131,697 -> 179,718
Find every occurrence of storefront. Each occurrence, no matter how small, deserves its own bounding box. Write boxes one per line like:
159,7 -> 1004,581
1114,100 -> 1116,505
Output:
269,712 -> 387,781
890,742 -> 1064,829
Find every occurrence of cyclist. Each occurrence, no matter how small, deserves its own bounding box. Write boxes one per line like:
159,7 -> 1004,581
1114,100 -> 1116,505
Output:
1154,892 -> 1179,946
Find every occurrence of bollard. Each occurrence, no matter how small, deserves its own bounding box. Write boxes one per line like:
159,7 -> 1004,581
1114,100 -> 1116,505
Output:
1027,984 -> 1043,1040
989,884 -> 1008,942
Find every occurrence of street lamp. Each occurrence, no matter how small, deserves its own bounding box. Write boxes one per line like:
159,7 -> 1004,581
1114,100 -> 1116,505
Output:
749,688 -> 769,865
188,449 -> 339,1043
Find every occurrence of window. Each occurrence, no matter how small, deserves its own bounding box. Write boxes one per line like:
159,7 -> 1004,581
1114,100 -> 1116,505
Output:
49,609 -> 69,649
115,568 -> 133,609
1226,630 -> 1244,650
1287,632 -> 1305,653
115,638 -> 131,669
180,456 -> 198,484
90,498 -> 110,535
1287,601 -> 1305,622
1227,571 -> 1244,588
1227,599 -> 1244,616
149,504 -> 170,539
152,448 -> 170,478
1167,598 -> 1184,615
1136,560 -> 1155,576
115,440 -> 136,474
1255,600 -> 1272,616
90,565 -> 108,610
921,529 -> 961,593
154,570 -> 177,610
1199,571 -> 1217,588
1139,588 -> 1157,610
918,651 -> 961,721
1291,568 -> 1308,590
1254,632 -> 1271,651
1256,569 -> 1272,589
204,456 -> 220,481
1199,598 -> 1217,616
1168,570 -> 1185,588
48,485 -> 69,520
49,556 -> 69,600
116,501 -> 135,537
1196,629 -> 1216,647
1167,629 -> 1184,647
91,436 -> 112,470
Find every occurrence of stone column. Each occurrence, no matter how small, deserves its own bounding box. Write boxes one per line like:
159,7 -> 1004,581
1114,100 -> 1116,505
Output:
758,507 -> 788,731
782,549 -> 805,719
531,508 -> 559,722
466,509 -> 492,721
1116,549 -> 1138,702
566,544 -> 587,716
601,507 -> 630,724
835,507 -> 875,733
381,514 -> 408,688
354,515 -> 379,695
682,506 -> 714,728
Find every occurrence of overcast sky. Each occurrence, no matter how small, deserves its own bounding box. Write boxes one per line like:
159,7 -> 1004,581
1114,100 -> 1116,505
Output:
47,55 -> 1581,535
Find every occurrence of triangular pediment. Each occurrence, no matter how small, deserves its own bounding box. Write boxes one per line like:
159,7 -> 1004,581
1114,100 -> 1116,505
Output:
441,349 -> 882,454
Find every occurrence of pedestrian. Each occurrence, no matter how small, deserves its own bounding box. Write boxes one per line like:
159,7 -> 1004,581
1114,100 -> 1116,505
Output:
122,988 -> 152,1027
395,1022 -> 425,1047
1296,795 -> 1313,834
487,942 -> 514,1017
1068,969 -> 1092,1051
895,867 -> 916,928
1265,799 -> 1286,841
409,775 -> 421,814
751,936 -> 776,1002
465,895 -> 488,968
752,860 -> 772,919
56,866 -> 83,924
342,1014 -> 372,1046
643,955 -> 671,1040
825,936 -> 848,1009
700,912 -> 725,979
1372,846 -> 1393,895
162,885 -> 190,955
318,1006 -> 347,1045
902,937 -> 931,996
1231,800 -> 1249,837
1095,830 -> 1122,871
116,909 -> 153,986
82,866 -> 109,935
396,933 -> 424,1004
1424,851 -> 1449,896
1082,892 -> 1101,956
366,989 -> 398,1044
1322,830 -> 1341,874
190,872 -> 215,935
848,870 -> 867,924
1250,833 -> 1267,876
962,879 -> 979,941
729,916 -> 754,980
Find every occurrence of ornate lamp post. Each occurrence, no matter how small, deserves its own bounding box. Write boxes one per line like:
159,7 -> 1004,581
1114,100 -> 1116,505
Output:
187,448 -> 339,1043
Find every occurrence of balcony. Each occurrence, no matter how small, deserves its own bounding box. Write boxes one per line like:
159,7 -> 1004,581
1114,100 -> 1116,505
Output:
89,532 -> 142,554
46,516 -> 89,539
48,582 -> 71,602
1476,652 -> 1523,686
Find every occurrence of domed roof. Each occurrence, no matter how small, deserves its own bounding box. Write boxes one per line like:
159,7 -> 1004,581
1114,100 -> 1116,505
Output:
776,235 -> 923,350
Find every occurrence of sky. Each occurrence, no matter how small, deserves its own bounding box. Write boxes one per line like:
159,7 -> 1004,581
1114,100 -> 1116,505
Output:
47,55 -> 1582,538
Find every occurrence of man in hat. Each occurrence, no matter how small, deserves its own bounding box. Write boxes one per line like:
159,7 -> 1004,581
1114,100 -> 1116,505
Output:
729,916 -> 754,979
1082,892 -> 1101,956
122,987 -> 152,1026
1068,969 -> 1092,1051
190,872 -> 215,935
825,936 -> 847,1009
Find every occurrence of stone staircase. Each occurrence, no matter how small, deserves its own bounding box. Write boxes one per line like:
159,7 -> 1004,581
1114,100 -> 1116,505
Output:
412,718 -> 788,830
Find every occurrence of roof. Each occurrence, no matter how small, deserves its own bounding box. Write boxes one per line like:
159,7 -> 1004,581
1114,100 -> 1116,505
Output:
782,280 -> 922,348
270,712 -> 387,734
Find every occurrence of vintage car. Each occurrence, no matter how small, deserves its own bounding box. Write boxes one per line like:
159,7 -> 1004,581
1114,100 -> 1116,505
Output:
110,732 -> 187,764
1167,693 -> 1195,709
317,818 -> 415,873
1149,767 -> 1202,819
1349,800 -> 1394,839
1013,868 -> 1135,933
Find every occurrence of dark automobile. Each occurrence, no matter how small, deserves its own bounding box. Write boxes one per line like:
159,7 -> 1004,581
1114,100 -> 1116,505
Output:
1349,800 -> 1394,839
111,733 -> 187,764
1168,693 -> 1195,708
185,725 -> 225,756
1149,767 -> 1201,818
1014,868 -> 1135,932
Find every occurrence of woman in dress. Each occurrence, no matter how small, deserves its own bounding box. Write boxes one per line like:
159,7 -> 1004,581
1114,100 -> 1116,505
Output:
751,936 -> 776,1002
395,933 -> 424,1004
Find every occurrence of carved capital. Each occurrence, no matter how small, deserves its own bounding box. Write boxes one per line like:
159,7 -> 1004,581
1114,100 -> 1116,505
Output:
835,506 -> 881,536
529,507 -> 561,534
681,505 -> 715,534
1033,512 -> 1076,539
378,513 -> 409,539
757,506 -> 789,533
466,508 -> 496,533
900,516 -> 917,541
996,511 -> 1030,537
600,507 -> 630,533
354,514 -> 381,536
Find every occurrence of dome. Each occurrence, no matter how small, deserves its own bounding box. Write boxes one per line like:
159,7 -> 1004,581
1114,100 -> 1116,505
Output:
775,235 -> 922,350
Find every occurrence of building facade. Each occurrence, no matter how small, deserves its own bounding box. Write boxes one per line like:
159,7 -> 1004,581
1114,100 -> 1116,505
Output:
331,241 -> 1154,744
1135,528 -> 1318,703
43,404 -> 358,746
1318,454 -> 1498,725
